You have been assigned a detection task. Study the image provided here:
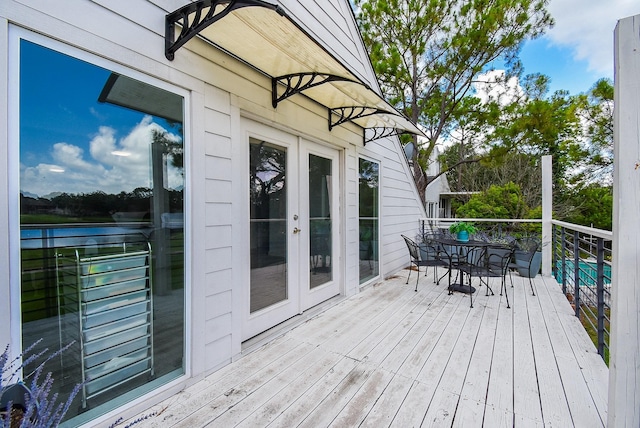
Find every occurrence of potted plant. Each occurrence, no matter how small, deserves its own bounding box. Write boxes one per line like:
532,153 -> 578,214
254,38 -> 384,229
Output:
0,382 -> 34,426
1,341 -> 81,427
514,238 -> 542,277
449,222 -> 477,242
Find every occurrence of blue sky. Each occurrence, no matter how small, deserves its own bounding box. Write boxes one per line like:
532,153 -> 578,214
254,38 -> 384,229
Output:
20,41 -> 183,197
20,41 -> 140,167
514,0 -> 638,96
518,39 -> 604,95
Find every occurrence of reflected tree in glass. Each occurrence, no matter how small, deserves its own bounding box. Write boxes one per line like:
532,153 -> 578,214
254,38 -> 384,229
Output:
359,158 -> 379,283
309,154 -> 332,288
249,140 -> 288,312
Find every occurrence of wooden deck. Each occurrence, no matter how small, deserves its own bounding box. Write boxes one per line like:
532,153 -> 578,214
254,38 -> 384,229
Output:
127,270 -> 609,427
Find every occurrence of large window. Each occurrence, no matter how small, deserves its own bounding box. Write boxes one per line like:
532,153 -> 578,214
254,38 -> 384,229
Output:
359,158 -> 379,284
18,40 -> 185,424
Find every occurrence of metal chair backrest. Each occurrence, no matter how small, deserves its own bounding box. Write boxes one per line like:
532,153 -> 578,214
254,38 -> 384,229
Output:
401,235 -> 420,262
487,246 -> 515,274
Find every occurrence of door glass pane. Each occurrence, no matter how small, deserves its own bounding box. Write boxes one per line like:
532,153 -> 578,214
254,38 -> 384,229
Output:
19,40 -> 185,425
309,154 -> 332,288
250,139 -> 287,312
359,158 -> 379,283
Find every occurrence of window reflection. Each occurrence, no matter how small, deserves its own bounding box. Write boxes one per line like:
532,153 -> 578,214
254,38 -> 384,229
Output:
309,154 -> 332,288
359,158 -> 379,283
249,139 -> 288,312
19,40 -> 185,424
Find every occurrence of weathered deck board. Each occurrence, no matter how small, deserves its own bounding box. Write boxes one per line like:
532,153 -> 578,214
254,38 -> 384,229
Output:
484,282 -> 514,420
538,276 -> 609,423
126,270 -> 608,427
525,277 -> 575,426
512,274 -> 544,424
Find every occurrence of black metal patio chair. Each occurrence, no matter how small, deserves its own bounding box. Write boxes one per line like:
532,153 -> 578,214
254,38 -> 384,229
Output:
458,243 -> 514,309
437,238 -> 483,307
484,245 -> 514,308
401,234 -> 449,292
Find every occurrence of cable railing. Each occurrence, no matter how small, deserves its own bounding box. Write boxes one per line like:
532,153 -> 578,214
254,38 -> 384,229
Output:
552,220 -> 612,363
419,217 -> 542,239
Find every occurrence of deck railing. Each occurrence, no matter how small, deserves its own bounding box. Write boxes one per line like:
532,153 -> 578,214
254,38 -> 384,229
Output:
551,220 -> 612,362
418,218 -> 542,244
418,218 -> 612,362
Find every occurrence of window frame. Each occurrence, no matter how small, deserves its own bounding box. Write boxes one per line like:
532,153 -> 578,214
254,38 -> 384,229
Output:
7,25 -> 192,422
357,155 -> 381,286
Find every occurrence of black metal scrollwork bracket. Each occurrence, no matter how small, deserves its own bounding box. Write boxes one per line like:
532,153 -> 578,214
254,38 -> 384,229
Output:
364,127 -> 407,145
329,106 -> 387,131
272,73 -> 360,108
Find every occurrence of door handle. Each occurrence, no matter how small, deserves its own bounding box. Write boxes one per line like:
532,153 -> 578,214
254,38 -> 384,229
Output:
293,227 -> 301,234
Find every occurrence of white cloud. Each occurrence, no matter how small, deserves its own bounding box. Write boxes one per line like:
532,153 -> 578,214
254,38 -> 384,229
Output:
21,116 -> 183,197
545,0 -> 639,75
52,142 -> 98,173
473,70 -> 523,105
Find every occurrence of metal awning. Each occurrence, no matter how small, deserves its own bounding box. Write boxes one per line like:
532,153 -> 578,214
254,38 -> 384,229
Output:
165,0 -> 423,144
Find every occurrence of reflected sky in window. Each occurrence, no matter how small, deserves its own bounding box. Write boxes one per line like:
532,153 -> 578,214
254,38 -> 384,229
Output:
20,40 -> 183,198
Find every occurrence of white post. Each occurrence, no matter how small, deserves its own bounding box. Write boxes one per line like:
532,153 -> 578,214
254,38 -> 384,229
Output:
609,14 -> 640,427
541,155 -> 552,276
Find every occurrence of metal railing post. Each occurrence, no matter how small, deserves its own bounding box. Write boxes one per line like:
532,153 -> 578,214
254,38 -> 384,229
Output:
596,237 -> 605,357
574,230 -> 581,318
552,225 -> 557,278
561,227 -> 567,295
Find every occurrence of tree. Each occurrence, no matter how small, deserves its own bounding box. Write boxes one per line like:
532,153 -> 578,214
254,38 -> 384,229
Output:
481,74 -> 582,195
563,184 -> 612,230
440,146 -> 542,208
572,78 -> 614,185
455,181 -> 532,219
354,0 -> 553,197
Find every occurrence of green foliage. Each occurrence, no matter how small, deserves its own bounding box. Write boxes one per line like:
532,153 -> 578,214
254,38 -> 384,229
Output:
440,146 -> 542,209
571,78 -> 614,185
354,1 -> 613,223
455,182 -> 532,219
20,188 -> 182,223
563,185 -> 612,230
526,205 -> 542,219
481,76 -> 583,189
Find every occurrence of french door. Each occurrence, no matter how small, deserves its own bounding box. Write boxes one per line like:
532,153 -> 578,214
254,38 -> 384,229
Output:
243,123 -> 341,340
299,143 -> 341,309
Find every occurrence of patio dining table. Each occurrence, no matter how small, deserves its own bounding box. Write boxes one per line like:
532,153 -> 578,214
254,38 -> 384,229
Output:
434,237 -> 511,297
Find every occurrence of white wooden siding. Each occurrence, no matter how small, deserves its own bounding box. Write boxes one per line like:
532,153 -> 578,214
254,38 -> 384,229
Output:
203,83 -> 235,369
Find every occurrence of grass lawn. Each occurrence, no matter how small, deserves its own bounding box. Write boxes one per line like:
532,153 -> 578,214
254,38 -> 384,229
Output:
579,306 -> 610,365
